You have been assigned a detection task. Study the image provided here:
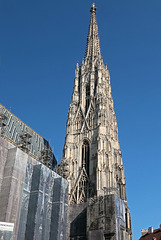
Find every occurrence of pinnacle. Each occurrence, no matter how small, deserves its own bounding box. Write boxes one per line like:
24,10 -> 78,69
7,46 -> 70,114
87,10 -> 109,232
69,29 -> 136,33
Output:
90,3 -> 96,13
85,3 -> 101,62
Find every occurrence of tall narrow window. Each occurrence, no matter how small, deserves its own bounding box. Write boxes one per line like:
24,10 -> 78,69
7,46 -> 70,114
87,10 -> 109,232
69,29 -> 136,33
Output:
85,85 -> 90,114
94,68 -> 98,95
82,140 -> 89,176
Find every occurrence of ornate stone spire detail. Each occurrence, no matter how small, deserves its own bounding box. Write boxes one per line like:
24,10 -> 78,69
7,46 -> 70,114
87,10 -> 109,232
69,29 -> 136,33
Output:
85,3 -> 101,61
55,4 -> 132,239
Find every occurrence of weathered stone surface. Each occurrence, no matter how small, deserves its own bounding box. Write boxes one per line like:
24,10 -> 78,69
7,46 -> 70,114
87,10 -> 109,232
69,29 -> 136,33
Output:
88,230 -> 104,240
87,194 -> 128,240
68,202 -> 87,239
56,3 -> 132,240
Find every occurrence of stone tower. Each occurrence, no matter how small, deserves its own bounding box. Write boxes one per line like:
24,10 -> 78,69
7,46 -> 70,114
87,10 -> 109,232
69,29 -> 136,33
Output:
56,3 -> 132,240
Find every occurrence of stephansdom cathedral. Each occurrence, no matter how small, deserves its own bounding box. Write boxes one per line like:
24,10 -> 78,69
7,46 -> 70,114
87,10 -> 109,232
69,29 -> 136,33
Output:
56,3 -> 132,240
0,3 -> 132,240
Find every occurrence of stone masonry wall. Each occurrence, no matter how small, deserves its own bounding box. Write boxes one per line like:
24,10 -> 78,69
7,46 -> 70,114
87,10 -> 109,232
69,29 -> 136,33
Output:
87,194 -> 128,240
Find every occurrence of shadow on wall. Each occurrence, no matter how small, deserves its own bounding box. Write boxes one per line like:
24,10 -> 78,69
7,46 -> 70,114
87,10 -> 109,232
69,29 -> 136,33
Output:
70,207 -> 87,240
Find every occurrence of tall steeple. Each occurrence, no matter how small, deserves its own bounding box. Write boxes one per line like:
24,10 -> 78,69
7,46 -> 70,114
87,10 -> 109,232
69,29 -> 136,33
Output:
56,4 -> 132,240
85,3 -> 101,62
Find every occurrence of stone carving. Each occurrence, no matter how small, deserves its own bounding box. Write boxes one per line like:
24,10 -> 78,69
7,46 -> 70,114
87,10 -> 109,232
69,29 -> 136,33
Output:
69,167 -> 88,204
56,3 -> 132,240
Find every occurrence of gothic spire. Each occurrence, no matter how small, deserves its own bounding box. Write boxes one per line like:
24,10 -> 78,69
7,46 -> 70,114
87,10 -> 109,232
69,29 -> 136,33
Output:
85,3 -> 101,61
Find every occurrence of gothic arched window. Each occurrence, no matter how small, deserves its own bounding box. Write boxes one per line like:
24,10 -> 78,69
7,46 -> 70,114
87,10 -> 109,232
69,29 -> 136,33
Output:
82,140 -> 90,176
85,84 -> 90,114
94,68 -> 98,95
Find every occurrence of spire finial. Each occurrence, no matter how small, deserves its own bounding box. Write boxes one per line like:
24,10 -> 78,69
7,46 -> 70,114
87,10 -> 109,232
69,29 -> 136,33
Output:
85,3 -> 101,61
90,3 -> 96,14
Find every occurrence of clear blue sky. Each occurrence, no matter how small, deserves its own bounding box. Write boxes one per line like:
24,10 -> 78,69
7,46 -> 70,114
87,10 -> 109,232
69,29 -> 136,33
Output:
0,1 -> 161,239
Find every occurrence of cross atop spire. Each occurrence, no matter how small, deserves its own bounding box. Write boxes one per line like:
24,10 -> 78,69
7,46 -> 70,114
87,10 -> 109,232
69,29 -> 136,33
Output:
85,3 -> 101,62
90,3 -> 96,13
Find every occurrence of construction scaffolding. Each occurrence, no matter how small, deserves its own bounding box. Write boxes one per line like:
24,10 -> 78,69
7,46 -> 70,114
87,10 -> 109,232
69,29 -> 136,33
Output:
39,145 -> 53,169
18,132 -> 32,153
0,105 -> 57,169
0,111 -> 7,137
